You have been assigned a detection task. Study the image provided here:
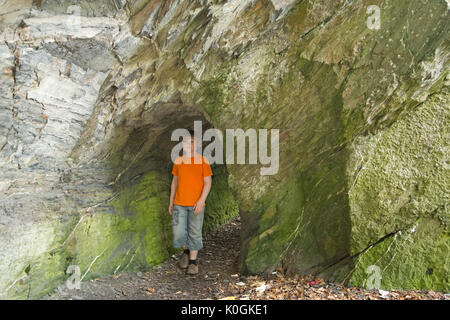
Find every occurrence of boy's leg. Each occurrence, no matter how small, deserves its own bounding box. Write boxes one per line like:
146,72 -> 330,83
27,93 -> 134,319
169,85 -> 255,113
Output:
189,249 -> 198,260
186,205 -> 205,273
172,205 -> 188,249
172,205 -> 190,268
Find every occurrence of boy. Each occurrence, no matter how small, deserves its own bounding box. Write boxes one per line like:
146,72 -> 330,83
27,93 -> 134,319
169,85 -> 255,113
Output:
169,130 -> 212,275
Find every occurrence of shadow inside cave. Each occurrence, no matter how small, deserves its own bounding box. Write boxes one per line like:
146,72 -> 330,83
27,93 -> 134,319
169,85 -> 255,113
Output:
100,98 -> 240,274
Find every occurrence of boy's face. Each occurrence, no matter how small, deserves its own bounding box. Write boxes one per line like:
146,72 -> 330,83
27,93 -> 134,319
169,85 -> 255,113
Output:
182,135 -> 196,156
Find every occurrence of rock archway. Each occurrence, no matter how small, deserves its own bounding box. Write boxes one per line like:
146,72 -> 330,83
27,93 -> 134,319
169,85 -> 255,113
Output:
59,96 -> 239,297
0,0 -> 448,299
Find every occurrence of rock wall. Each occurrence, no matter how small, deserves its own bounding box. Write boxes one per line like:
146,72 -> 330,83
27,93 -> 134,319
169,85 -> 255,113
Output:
0,0 -> 448,298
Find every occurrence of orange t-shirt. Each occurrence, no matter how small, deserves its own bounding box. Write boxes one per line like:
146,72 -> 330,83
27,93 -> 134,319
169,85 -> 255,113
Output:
171,154 -> 213,206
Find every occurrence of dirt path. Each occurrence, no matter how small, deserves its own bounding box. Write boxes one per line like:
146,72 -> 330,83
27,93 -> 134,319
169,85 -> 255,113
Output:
44,218 -> 241,300
43,217 -> 448,300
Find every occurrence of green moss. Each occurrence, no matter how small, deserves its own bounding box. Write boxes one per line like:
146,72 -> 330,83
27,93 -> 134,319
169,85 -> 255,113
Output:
4,236 -> 71,300
197,64 -> 234,122
110,171 -> 172,269
347,88 -> 450,290
244,174 -> 304,274
338,0 -> 449,140
350,216 -> 449,291
204,165 -> 239,232
20,170 -> 174,293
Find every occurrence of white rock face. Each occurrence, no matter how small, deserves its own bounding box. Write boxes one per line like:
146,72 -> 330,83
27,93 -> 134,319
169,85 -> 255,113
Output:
0,1 -> 131,299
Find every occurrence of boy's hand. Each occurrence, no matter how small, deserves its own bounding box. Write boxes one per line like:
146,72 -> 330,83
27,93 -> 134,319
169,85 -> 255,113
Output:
169,203 -> 173,215
193,200 -> 205,214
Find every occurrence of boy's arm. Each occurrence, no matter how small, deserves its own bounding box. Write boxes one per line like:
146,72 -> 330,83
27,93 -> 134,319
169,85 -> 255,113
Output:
169,175 -> 177,215
193,176 -> 212,214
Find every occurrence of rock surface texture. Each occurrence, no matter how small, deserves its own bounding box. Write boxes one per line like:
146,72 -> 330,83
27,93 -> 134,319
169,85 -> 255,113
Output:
0,0 -> 448,298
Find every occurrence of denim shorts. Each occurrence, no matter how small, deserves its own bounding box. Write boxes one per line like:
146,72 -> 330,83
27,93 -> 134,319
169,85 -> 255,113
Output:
172,204 -> 205,250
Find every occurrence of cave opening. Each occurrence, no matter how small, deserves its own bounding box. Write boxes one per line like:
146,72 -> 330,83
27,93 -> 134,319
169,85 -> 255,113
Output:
103,101 -> 240,273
